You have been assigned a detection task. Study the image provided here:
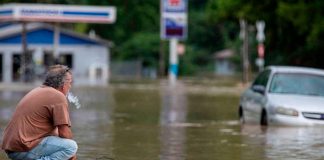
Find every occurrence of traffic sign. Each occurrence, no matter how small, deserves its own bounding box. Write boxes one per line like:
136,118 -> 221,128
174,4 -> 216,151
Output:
258,44 -> 265,58
256,20 -> 265,43
256,58 -> 264,68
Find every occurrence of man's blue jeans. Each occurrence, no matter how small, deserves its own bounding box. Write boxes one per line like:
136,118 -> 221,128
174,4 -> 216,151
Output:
6,136 -> 78,160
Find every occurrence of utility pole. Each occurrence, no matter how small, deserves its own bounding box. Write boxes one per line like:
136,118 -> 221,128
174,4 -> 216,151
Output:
159,40 -> 165,77
240,19 -> 250,84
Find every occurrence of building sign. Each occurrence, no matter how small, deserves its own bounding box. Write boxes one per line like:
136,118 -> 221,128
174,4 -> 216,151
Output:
161,0 -> 187,40
0,4 -> 116,24
162,13 -> 187,39
0,8 -> 13,21
162,0 -> 187,12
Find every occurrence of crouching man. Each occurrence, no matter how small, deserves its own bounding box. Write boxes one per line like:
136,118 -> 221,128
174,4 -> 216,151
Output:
1,65 -> 77,160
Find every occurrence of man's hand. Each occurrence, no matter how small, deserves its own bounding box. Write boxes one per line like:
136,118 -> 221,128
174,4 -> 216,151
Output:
57,124 -> 73,139
50,127 -> 59,136
58,125 -> 76,160
69,155 -> 77,160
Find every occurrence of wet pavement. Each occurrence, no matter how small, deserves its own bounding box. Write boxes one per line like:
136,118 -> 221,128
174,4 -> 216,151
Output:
1,80 -> 324,160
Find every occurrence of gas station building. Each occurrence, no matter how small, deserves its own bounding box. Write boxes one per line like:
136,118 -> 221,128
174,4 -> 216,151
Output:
0,22 -> 112,86
0,3 -> 116,86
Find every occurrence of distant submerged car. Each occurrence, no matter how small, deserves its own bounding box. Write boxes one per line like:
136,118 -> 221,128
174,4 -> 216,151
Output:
239,66 -> 324,126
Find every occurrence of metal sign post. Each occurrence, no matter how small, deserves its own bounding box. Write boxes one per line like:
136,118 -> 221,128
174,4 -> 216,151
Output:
256,20 -> 265,72
169,38 -> 178,85
240,19 -> 250,84
161,0 -> 187,85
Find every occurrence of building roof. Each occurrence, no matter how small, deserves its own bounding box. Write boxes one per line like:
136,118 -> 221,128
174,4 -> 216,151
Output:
0,22 -> 113,47
213,49 -> 234,59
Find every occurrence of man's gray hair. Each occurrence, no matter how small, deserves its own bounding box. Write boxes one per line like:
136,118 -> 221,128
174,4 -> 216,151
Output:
43,65 -> 71,89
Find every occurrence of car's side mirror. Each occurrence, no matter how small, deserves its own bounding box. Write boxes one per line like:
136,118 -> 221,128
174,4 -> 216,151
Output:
252,85 -> 266,95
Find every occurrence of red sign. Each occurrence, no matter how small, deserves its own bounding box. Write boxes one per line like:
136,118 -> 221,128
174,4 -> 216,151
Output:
169,0 -> 180,6
258,44 -> 265,58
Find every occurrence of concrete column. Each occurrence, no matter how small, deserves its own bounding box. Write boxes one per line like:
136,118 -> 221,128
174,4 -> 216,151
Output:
3,51 -> 12,83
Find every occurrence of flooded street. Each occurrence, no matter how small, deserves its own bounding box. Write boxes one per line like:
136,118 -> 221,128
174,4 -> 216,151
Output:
1,81 -> 324,160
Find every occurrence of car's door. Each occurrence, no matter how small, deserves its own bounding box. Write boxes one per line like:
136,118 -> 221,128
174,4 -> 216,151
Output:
243,69 -> 271,123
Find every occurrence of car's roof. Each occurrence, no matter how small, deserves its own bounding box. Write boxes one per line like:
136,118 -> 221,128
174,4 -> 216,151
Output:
266,66 -> 324,75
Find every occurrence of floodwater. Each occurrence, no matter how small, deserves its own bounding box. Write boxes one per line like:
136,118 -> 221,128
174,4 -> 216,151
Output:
1,81 -> 324,160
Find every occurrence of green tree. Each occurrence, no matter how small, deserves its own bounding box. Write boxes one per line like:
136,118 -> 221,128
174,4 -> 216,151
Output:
4,0 -> 324,74
118,32 -> 160,68
206,0 -> 324,69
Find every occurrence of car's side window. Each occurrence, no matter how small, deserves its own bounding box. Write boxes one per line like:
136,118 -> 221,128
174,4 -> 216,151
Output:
252,69 -> 271,87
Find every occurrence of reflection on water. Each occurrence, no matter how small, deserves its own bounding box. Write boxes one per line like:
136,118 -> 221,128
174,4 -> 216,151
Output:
70,87 -> 115,159
241,125 -> 324,160
160,82 -> 187,125
160,81 -> 187,160
265,127 -> 324,160
1,82 -> 324,159
160,126 -> 186,160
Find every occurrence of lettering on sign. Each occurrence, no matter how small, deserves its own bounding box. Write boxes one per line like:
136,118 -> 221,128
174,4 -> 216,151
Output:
21,9 -> 60,16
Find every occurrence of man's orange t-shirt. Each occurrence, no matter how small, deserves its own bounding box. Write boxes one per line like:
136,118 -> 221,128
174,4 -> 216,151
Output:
1,86 -> 71,152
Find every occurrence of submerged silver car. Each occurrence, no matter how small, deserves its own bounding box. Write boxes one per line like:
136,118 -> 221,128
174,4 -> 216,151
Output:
239,66 -> 324,126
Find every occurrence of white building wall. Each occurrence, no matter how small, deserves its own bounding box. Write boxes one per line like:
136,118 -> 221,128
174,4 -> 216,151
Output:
0,44 -> 109,86
59,45 -> 109,86
215,59 -> 235,76
33,47 -> 43,64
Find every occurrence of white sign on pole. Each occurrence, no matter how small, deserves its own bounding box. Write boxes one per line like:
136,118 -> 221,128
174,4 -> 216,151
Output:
256,20 -> 265,43
161,0 -> 187,40
162,0 -> 187,12
161,0 -> 187,85
161,13 -> 187,40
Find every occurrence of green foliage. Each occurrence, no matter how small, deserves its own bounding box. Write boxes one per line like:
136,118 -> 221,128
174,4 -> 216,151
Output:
206,0 -> 324,69
3,0 -> 324,74
277,1 -> 310,33
118,32 -> 160,67
207,0 -> 241,22
87,0 -> 160,44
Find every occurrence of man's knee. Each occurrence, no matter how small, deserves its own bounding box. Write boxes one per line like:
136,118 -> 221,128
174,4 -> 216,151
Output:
64,139 -> 78,156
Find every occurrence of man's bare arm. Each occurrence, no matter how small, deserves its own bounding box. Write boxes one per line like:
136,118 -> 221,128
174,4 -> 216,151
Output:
57,124 -> 73,139
58,125 -> 77,159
